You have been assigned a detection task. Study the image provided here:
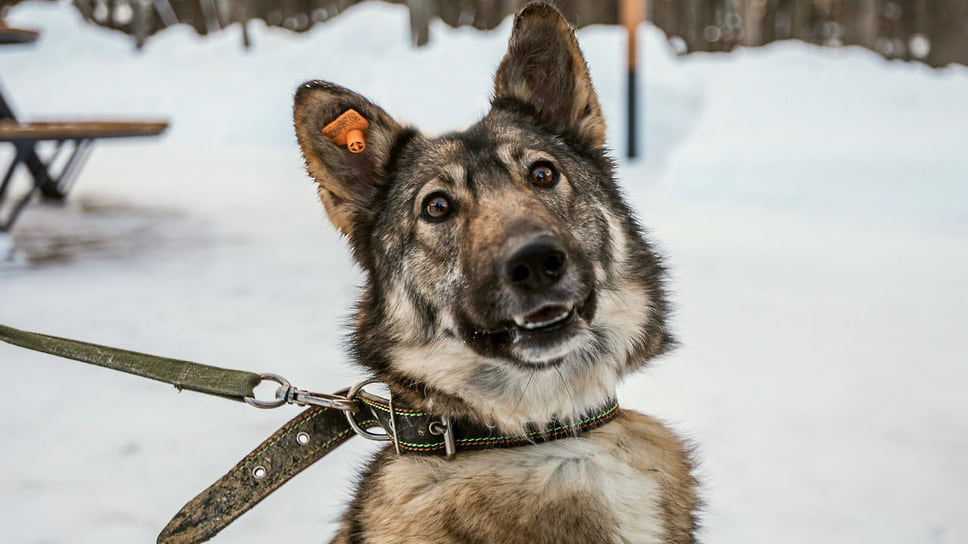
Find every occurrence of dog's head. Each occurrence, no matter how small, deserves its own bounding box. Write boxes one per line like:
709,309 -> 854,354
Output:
294,3 -> 672,431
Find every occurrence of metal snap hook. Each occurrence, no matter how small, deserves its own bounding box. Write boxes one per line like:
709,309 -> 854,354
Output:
244,374 -> 358,412
243,373 -> 290,409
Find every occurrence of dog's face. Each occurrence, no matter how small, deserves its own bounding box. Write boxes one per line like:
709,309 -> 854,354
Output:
294,3 -> 671,431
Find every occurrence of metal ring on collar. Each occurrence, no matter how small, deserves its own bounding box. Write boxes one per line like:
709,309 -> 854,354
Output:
345,378 -> 394,443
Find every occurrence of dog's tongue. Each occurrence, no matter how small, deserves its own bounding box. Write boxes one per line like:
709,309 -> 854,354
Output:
523,305 -> 567,324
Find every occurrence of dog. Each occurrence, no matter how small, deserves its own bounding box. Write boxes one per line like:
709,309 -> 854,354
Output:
292,3 -> 699,542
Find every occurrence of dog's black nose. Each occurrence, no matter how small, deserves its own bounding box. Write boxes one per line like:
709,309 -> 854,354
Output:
502,234 -> 567,290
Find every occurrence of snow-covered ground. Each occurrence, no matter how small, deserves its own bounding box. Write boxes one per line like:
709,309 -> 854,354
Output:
2,2 -> 967,543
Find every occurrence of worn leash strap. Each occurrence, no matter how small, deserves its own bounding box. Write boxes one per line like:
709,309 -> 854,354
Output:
0,324 -> 261,401
0,323 -> 372,543
2,323 -> 623,543
158,405 -> 379,544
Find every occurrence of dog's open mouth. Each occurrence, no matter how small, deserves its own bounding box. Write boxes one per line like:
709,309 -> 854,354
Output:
458,290 -> 596,365
512,304 -> 573,331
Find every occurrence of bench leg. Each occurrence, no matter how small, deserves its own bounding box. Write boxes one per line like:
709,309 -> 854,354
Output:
22,144 -> 57,198
40,138 -> 94,200
0,143 -> 42,232
0,145 -> 21,203
0,137 -> 100,231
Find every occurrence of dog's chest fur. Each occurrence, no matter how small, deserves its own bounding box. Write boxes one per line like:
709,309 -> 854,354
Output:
339,410 -> 694,544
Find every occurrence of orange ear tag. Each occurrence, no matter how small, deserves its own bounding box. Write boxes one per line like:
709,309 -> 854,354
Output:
322,109 -> 370,153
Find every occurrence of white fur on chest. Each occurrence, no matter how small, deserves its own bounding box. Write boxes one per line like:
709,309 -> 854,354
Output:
379,434 -> 666,543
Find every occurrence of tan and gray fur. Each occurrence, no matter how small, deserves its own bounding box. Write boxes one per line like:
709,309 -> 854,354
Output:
293,3 -> 699,542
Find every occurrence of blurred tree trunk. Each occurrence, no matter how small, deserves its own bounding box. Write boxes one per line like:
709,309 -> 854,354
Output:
59,0 -> 967,67
841,0 -> 877,47
740,0 -> 760,46
923,1 -> 968,68
407,0 -> 429,46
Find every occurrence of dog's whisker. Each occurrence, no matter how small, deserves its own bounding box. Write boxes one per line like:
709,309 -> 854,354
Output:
509,368 -> 537,426
554,366 -> 581,434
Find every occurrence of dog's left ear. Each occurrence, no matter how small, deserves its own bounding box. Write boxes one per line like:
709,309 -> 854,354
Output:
493,3 -> 606,150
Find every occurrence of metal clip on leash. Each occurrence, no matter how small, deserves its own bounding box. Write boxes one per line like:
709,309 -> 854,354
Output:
244,374 -> 405,452
243,373 -> 358,412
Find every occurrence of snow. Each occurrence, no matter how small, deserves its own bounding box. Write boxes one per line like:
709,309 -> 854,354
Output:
2,2 -> 967,543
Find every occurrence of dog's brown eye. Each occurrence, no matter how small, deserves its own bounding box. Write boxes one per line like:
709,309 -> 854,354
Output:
422,193 -> 453,221
530,162 -> 558,188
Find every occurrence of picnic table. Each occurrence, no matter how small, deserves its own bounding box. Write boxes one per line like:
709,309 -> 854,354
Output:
0,24 -> 39,45
0,23 -> 169,232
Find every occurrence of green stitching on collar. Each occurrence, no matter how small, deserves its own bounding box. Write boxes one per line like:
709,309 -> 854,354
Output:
392,401 -> 620,451
359,396 -> 428,417
457,402 -> 619,445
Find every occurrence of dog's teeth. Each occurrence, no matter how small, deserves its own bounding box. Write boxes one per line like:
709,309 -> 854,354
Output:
514,308 -> 572,330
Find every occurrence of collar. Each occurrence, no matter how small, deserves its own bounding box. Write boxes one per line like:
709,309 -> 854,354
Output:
356,392 -> 620,456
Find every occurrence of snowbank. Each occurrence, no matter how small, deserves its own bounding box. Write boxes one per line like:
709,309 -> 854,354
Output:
1,2 -> 966,543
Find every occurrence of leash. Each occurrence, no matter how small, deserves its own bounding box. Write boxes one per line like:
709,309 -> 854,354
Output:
0,323 -> 620,543
0,323 -> 262,401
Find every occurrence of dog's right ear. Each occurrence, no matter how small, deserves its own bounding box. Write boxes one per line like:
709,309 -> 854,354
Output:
293,81 -> 408,237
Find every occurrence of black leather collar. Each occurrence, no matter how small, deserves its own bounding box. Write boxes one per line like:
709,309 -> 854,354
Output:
357,393 -> 620,456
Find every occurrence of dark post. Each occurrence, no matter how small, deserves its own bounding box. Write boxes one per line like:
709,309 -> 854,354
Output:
620,0 -> 646,159
241,19 -> 251,49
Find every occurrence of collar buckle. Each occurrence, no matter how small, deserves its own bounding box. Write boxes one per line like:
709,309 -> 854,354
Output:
428,416 -> 456,457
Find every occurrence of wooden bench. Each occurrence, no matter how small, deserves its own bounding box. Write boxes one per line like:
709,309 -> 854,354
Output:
0,119 -> 169,232
0,22 -> 169,233
0,25 -> 40,45
0,121 -> 169,141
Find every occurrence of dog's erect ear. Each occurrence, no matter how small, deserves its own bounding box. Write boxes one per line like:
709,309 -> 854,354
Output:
493,3 -> 606,150
293,81 -> 408,235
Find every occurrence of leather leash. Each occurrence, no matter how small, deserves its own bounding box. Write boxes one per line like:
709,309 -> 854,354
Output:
158,404 -> 381,544
0,323 -> 261,401
0,323 -> 619,543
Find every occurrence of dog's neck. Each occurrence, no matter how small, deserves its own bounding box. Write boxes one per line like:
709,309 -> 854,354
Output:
378,349 -> 624,436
